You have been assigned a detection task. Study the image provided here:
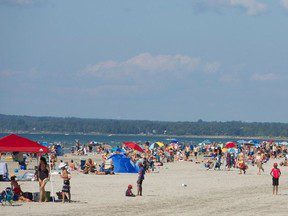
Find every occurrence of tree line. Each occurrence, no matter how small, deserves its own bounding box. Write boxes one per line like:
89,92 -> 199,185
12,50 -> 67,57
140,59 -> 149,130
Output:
0,114 -> 287,137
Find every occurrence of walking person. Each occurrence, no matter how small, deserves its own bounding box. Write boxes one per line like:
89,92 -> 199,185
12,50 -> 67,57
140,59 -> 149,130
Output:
137,162 -> 145,196
270,163 -> 281,195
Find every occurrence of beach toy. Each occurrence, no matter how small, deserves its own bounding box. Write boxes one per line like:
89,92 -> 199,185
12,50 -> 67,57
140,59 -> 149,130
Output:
181,183 -> 187,187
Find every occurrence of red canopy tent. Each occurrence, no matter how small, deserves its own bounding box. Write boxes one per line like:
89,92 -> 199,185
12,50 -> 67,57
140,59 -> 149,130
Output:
0,134 -> 49,154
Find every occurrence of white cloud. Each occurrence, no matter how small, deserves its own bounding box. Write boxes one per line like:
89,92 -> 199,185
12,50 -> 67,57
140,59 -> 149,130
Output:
204,62 -> 221,74
281,0 -> 288,10
251,73 -> 279,81
192,0 -> 267,15
229,0 -> 267,15
83,53 -> 201,80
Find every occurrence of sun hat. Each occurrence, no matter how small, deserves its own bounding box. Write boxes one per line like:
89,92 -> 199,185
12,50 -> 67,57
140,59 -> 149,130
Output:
58,162 -> 67,169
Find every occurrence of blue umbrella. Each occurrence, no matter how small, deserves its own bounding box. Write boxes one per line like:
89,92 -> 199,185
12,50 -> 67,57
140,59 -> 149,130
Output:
202,139 -> 212,144
111,147 -> 125,153
237,140 -> 246,144
228,148 -> 237,154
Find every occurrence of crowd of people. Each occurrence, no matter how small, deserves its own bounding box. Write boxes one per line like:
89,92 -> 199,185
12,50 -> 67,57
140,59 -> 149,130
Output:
1,139 -> 288,205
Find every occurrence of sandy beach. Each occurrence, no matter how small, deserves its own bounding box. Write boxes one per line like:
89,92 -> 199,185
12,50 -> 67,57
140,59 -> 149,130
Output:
1,155 -> 287,216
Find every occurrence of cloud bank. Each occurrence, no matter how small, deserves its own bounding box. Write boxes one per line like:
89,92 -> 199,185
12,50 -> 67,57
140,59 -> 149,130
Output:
192,0 -> 267,15
281,0 -> 288,10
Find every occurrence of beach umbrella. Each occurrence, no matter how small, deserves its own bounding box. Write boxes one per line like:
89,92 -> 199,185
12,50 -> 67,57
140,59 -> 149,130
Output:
170,139 -> 178,143
149,142 -> 165,150
228,148 -> 237,154
237,140 -> 246,145
280,141 -> 288,146
225,142 -> 237,149
111,147 -> 125,153
248,140 -> 260,147
202,139 -> 212,144
123,142 -> 144,153
155,142 -> 165,147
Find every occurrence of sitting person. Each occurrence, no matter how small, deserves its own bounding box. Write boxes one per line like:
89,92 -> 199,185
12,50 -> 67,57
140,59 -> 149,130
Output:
68,160 -> 76,171
96,164 -> 115,175
82,158 -> 96,174
10,176 -> 32,202
204,158 -> 214,170
125,184 -> 135,197
280,158 -> 288,166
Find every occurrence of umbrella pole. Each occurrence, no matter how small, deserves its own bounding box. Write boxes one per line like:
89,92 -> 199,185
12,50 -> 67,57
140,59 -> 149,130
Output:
48,154 -> 55,203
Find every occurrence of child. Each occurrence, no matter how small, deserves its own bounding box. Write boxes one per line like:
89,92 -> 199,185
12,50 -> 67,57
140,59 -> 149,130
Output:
270,162 -> 281,195
59,163 -> 71,203
125,185 -> 135,197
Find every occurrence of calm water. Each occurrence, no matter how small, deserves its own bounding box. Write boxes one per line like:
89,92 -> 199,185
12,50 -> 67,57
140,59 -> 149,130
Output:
0,133 -> 249,148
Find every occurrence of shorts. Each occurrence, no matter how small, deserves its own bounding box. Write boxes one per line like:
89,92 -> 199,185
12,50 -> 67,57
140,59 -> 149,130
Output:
272,177 -> 279,186
137,179 -> 143,186
62,180 -> 70,193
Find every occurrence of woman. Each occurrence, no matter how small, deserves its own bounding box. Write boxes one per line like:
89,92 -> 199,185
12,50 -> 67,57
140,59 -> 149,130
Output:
38,157 -> 50,202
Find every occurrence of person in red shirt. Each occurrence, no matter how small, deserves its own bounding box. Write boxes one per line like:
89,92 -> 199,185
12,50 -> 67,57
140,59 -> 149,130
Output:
270,163 -> 281,195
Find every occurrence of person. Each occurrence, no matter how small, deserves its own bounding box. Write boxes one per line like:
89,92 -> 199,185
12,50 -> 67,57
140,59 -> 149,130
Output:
10,176 -> 31,202
38,157 -> 50,202
226,152 -> 232,171
69,160 -> 76,171
83,158 -> 96,174
137,162 -> 145,196
125,184 -> 135,197
270,162 -> 281,195
184,146 -> 190,161
59,162 -> 71,203
255,151 -> 264,175
237,152 -> 247,174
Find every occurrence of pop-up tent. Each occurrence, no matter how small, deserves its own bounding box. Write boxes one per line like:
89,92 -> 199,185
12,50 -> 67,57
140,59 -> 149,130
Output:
0,134 -> 49,154
108,154 -> 138,173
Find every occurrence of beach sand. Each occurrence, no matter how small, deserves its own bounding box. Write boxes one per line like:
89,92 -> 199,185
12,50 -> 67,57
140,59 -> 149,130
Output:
1,156 -> 287,216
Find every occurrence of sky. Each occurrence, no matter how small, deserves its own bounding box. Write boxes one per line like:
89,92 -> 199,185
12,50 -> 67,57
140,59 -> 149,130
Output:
0,0 -> 288,122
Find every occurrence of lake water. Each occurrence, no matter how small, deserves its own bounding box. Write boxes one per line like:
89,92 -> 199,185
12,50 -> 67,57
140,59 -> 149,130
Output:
0,133 -> 248,148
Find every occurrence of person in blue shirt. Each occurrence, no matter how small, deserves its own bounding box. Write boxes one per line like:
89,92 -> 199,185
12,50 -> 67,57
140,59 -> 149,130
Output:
137,162 -> 145,196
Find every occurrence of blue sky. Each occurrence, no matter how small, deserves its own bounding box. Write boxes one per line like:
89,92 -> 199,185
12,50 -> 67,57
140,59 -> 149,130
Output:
0,0 -> 288,122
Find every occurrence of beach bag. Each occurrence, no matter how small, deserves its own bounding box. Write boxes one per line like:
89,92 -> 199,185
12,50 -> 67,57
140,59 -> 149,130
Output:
23,192 -> 33,200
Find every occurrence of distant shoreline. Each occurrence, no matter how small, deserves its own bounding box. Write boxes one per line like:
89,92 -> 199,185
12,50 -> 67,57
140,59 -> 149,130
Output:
0,131 -> 286,141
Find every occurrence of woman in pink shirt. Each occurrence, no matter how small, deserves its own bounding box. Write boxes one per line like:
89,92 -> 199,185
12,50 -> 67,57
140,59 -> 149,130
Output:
270,163 -> 281,195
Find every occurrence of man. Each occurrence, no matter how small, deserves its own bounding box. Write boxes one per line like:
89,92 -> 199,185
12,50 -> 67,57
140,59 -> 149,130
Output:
137,162 -> 145,196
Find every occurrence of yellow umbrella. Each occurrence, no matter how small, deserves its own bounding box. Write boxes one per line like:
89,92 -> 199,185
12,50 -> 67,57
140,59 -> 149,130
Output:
155,142 -> 165,147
